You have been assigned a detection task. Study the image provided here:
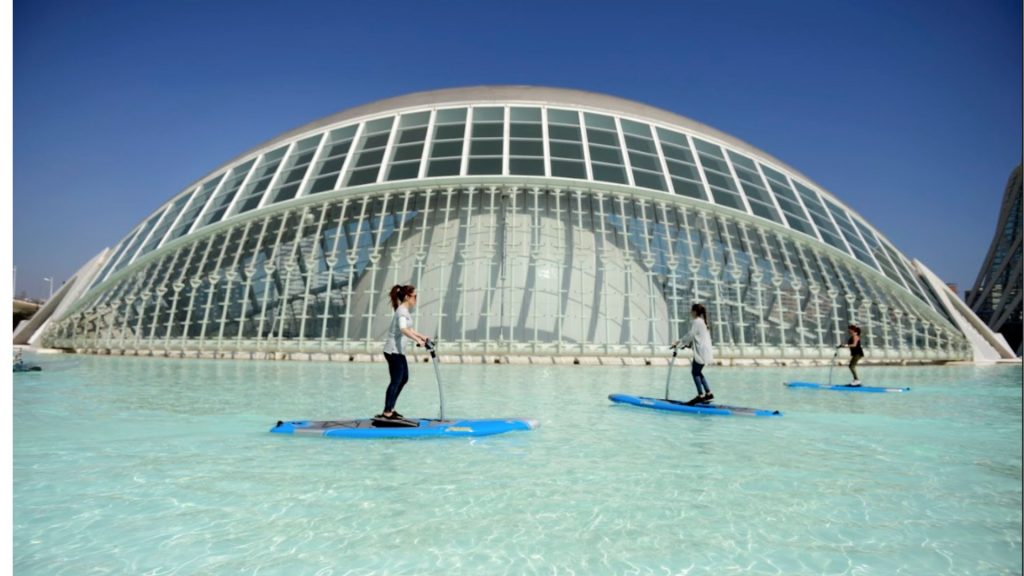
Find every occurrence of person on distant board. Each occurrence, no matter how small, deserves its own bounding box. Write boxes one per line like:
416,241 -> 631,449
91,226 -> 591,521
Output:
837,323 -> 864,386
673,303 -> 715,405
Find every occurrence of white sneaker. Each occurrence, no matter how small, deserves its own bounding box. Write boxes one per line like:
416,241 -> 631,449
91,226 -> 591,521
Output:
852,380 -> 861,384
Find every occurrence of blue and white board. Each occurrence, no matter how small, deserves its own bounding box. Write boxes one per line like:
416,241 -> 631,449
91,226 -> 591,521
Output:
608,394 -> 782,417
785,381 -> 910,393
270,417 -> 539,439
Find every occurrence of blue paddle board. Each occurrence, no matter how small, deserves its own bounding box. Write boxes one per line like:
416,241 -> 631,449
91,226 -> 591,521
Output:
270,417 -> 539,439
785,381 -> 909,393
608,394 -> 782,417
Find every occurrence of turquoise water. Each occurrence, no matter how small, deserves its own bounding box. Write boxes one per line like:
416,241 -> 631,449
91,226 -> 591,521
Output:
13,354 -> 1022,575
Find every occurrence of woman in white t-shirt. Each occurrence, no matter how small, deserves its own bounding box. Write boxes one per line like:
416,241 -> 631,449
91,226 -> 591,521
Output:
675,303 -> 714,405
379,284 -> 429,420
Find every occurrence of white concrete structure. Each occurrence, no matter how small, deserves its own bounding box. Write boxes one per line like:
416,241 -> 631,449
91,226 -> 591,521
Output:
39,87 -> 981,360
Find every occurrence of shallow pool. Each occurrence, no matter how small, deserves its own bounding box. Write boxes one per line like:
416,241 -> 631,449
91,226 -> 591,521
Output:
13,355 -> 1022,575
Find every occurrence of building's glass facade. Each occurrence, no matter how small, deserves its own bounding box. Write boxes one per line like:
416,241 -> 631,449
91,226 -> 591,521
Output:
45,88 -> 970,360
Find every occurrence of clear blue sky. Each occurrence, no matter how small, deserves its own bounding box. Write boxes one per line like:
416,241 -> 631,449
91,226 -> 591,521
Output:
13,0 -> 1022,299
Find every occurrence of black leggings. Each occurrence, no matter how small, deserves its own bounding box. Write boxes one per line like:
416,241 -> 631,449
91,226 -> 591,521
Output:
383,352 -> 410,412
849,354 -> 863,381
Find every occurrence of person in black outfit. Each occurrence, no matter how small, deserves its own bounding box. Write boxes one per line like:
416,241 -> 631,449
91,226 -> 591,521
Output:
837,324 -> 864,386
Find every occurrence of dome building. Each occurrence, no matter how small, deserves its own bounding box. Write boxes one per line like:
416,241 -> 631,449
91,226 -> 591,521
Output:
28,86 -> 1008,362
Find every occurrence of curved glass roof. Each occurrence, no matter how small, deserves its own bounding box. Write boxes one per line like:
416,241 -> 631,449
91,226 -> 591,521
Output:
87,87 -> 933,310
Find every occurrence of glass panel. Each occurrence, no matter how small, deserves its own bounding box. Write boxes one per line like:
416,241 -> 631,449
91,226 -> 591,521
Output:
510,107 -> 541,122
306,125 -> 357,195
671,178 -> 706,200
550,159 -> 586,179
548,125 -> 582,142
467,157 -> 502,175
427,158 -> 461,177
234,146 -> 288,214
198,159 -> 256,226
583,112 -> 616,130
823,198 -> 877,269
427,108 -> 467,177
399,111 -> 430,127
167,175 -> 223,241
550,141 -> 584,160
431,141 -> 463,158
727,150 -> 782,224
269,134 -> 323,204
547,108 -> 579,125
472,106 -> 504,122
509,158 -> 544,176
591,163 -> 627,184
387,111 -> 431,182
620,118 -> 652,137
471,139 -> 503,156
344,116 -> 395,186
435,108 -> 466,123
509,140 -> 543,156
137,193 -> 192,258
759,163 -> 817,238
792,181 -> 847,253
467,107 -> 504,175
632,169 -> 666,191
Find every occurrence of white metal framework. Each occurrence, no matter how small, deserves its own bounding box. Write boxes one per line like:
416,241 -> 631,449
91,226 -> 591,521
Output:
44,87 -> 971,360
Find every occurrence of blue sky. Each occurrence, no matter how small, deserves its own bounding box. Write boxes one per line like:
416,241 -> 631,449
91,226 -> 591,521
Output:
12,0 -> 1022,299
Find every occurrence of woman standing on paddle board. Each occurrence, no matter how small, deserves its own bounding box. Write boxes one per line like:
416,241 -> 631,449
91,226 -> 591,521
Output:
379,285 -> 429,420
837,324 -> 864,386
674,303 -> 715,405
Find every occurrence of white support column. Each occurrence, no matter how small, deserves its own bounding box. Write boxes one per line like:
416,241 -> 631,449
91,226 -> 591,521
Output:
296,202 -> 331,346
658,202 -> 681,345
233,216 -> 273,351
636,199 -> 660,352
318,198 -> 352,348
254,213 -> 291,350
697,212 -> 725,347
529,187 -> 543,350
342,198 -> 371,345
718,216 -> 746,348
198,225 -> 235,350
459,187 -> 479,350
615,194 -> 637,350
482,187 -> 500,350
179,235 -> 217,348
411,189 -> 435,341
275,206 -> 312,349
214,222 -> 253,352
432,188 -> 457,346
505,187 -> 521,348
594,192 -> 612,350
552,188 -> 567,352
360,193 -> 393,351
573,190 -> 587,352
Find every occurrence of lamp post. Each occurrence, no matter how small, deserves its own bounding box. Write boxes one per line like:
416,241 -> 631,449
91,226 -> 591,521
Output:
43,277 -> 53,300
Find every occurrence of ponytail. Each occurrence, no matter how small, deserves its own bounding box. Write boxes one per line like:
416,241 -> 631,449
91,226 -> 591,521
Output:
389,284 -> 416,310
692,303 -> 711,336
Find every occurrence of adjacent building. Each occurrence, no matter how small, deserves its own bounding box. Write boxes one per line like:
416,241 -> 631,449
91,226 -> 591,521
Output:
966,165 -> 1022,356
